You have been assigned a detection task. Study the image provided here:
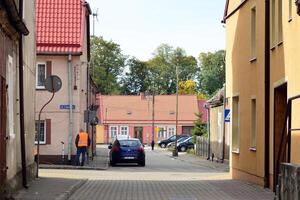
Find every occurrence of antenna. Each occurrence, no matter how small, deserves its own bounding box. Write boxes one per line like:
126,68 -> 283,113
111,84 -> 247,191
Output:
92,8 -> 99,37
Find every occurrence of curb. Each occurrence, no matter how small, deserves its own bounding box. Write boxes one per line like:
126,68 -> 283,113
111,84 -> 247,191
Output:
40,165 -> 108,171
55,179 -> 88,200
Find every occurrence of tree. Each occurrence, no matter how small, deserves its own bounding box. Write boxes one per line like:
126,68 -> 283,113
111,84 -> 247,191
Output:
198,50 -> 225,96
147,44 -> 199,94
192,113 -> 207,144
120,58 -> 150,95
178,80 -> 197,95
91,36 -> 127,94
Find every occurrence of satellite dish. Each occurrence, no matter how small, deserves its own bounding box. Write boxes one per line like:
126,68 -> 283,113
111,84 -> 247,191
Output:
45,75 -> 62,93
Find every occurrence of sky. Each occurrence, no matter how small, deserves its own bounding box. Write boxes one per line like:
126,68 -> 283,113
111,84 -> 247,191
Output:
88,0 -> 226,61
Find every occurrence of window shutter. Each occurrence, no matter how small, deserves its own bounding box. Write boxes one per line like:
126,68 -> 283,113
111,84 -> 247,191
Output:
46,119 -> 51,144
46,61 -> 52,77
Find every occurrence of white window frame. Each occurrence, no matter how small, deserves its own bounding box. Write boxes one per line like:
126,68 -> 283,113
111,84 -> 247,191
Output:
120,126 -> 129,136
109,126 -> 118,138
35,120 -> 46,144
250,6 -> 257,60
6,55 -> 15,139
167,126 -> 176,138
36,62 -> 47,89
157,126 -> 166,138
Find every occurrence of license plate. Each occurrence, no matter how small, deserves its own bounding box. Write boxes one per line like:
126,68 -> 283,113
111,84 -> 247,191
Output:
124,157 -> 135,159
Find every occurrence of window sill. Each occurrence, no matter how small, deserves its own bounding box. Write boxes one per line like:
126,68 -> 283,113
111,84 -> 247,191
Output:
36,87 -> 46,91
35,142 -> 46,145
288,18 -> 292,23
232,150 -> 240,154
277,41 -> 283,47
249,147 -> 257,152
250,57 -> 257,63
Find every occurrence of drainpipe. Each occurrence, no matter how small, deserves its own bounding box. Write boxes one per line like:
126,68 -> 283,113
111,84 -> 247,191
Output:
18,0 -> 28,188
264,0 -> 270,189
67,54 -> 73,163
222,85 -> 226,162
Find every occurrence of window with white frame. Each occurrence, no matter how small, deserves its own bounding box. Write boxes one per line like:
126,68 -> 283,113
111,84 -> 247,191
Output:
7,55 -> 15,139
110,126 -> 118,138
158,127 -> 165,138
168,127 -> 176,138
120,126 -> 129,136
251,6 -> 257,59
35,120 -> 46,144
36,63 -> 46,89
232,96 -> 240,152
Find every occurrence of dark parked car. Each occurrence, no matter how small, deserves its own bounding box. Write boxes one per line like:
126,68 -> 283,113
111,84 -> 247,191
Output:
108,138 -> 145,166
177,137 -> 194,152
158,134 -> 189,148
166,135 -> 190,148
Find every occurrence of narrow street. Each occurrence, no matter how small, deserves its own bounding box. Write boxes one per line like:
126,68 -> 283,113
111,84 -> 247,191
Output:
16,146 -> 274,200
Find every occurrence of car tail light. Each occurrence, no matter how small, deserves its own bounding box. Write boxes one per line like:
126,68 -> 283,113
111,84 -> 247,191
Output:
138,147 -> 144,153
112,146 -> 120,152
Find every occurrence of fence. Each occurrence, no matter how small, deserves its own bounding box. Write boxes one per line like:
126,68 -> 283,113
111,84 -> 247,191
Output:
195,136 -> 209,158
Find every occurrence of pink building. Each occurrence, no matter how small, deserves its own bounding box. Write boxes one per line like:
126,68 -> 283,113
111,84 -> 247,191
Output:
98,94 -> 207,144
35,0 -> 95,164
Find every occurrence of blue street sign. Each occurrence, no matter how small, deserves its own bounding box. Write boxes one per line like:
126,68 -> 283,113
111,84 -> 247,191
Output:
59,105 -> 75,110
225,109 -> 230,122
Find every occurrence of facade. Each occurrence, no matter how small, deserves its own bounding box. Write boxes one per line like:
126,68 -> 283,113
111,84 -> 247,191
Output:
97,94 -> 206,144
35,0 -> 94,164
207,88 -> 230,161
224,0 -> 300,190
0,0 -> 36,196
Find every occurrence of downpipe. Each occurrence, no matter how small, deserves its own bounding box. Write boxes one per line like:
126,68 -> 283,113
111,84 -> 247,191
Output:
67,54 -> 73,163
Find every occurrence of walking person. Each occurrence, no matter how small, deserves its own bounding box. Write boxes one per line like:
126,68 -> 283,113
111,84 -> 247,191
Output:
75,129 -> 91,166
151,140 -> 155,151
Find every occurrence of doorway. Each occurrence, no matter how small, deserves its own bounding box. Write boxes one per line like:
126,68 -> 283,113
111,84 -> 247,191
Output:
134,127 -> 143,143
273,83 -> 287,191
0,77 -> 7,188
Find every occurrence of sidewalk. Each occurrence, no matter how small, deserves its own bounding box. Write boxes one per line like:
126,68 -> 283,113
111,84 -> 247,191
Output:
13,178 -> 87,200
40,145 -> 109,170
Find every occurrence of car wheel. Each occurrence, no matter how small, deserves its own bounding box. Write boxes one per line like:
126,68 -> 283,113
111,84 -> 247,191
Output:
139,160 -> 145,167
180,146 -> 186,152
160,143 -> 166,148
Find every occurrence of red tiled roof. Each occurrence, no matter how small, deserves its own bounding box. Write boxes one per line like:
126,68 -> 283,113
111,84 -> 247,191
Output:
36,0 -> 88,54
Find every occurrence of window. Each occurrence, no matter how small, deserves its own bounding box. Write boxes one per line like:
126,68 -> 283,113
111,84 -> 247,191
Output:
271,0 -> 276,47
289,0 -> 292,20
35,120 -> 46,144
120,126 -> 129,136
168,127 -> 176,138
232,96 -> 240,153
250,99 -> 257,149
110,126 -> 118,138
6,55 -> 15,138
158,127 -> 165,138
278,0 -> 283,43
36,63 -> 46,89
251,6 -> 257,59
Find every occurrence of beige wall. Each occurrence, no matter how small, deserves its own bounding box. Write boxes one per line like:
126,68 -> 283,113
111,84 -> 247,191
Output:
6,0 -> 36,190
225,0 -> 266,186
226,0 -> 300,189
36,55 -> 89,157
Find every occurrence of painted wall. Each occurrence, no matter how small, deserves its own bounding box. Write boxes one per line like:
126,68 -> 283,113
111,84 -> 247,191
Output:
225,0 -> 266,186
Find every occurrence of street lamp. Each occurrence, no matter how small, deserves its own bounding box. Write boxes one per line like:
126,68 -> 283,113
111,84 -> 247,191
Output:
173,57 -> 179,157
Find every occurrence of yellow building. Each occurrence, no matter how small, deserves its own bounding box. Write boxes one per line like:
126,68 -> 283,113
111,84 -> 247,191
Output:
223,0 -> 300,191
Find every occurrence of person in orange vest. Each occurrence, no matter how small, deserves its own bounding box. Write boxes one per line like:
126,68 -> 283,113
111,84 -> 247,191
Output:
75,129 -> 91,166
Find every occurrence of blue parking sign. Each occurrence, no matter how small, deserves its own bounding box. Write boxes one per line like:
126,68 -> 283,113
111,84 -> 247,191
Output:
224,109 -> 230,122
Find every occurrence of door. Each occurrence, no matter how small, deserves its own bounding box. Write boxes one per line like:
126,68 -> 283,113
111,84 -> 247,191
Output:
134,127 -> 143,143
273,83 -> 287,191
0,77 -> 7,187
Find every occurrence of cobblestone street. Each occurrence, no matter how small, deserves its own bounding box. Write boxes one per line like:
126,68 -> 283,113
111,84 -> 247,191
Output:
15,145 -> 275,200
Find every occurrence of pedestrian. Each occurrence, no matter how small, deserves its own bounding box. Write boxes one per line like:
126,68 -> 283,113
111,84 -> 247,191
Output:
151,140 -> 155,151
75,129 -> 90,166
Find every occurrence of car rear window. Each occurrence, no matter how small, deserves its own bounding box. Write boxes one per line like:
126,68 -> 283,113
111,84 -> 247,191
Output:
119,140 -> 140,147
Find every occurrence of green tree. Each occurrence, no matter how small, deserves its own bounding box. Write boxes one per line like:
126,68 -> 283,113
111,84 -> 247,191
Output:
91,36 -> 127,94
192,113 -> 207,144
147,44 -> 199,94
120,58 -> 150,95
198,50 -> 225,96
178,80 -> 197,95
